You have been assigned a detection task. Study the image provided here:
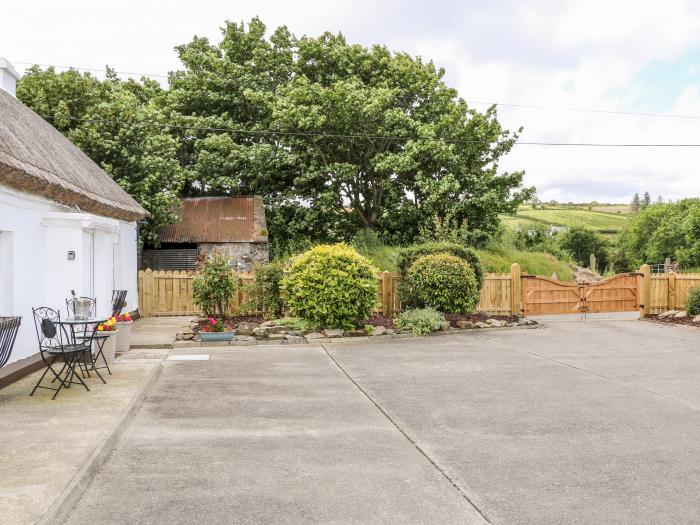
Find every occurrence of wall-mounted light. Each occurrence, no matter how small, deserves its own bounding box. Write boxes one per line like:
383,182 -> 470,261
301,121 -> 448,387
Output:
67,251 -> 75,260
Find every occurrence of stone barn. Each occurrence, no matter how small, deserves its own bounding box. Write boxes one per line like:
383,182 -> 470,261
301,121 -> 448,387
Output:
142,196 -> 269,272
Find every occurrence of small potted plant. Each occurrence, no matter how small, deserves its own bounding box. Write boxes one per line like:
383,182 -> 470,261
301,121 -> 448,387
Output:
114,312 -> 133,354
198,317 -> 236,342
96,317 -> 118,363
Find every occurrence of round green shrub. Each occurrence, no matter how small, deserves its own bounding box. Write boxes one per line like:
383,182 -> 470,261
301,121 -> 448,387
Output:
397,242 -> 483,308
686,286 -> 700,315
397,242 -> 483,287
404,253 -> 479,313
281,243 -> 379,329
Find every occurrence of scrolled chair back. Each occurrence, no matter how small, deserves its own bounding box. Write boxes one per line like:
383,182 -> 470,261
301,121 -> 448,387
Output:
32,307 -> 65,351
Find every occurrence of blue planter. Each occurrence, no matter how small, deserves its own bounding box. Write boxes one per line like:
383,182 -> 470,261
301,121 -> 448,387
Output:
198,332 -> 236,342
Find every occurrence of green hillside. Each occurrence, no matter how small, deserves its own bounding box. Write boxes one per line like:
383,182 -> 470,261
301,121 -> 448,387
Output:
501,205 -> 632,236
357,244 -> 573,281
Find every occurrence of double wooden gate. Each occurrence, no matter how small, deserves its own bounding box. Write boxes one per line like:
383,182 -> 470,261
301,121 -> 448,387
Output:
522,273 -> 640,316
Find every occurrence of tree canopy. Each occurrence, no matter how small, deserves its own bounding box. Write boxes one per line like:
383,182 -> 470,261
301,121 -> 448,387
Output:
617,199 -> 700,269
17,67 -> 184,244
558,226 -> 609,270
17,18 -> 531,251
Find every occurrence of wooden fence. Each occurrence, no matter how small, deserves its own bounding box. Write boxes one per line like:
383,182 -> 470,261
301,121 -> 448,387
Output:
138,264 -> 521,317
647,270 -> 700,315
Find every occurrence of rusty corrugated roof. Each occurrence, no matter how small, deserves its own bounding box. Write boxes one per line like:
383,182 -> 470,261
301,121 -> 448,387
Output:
160,197 -> 257,243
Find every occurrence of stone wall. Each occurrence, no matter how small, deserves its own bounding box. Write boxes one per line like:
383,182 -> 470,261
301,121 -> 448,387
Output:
198,242 -> 269,272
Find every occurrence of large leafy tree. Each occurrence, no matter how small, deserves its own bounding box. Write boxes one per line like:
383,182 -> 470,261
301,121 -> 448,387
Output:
170,20 -> 531,247
271,32 -> 532,245
17,68 -> 184,244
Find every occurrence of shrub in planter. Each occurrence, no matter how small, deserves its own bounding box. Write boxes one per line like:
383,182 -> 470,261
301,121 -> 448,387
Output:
404,253 -> 479,313
192,252 -> 237,318
282,244 -> 378,329
395,308 -> 446,335
397,242 -> 483,308
240,261 -> 284,319
687,286 -> 700,315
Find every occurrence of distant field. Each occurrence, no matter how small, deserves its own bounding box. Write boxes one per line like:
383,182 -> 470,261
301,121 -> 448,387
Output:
501,206 -> 631,234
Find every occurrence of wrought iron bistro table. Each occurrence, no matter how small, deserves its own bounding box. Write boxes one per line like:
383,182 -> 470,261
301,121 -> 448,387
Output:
56,316 -> 109,384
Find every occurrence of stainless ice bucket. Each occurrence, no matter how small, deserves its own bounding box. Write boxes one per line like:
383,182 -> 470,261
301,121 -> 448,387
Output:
71,298 -> 92,320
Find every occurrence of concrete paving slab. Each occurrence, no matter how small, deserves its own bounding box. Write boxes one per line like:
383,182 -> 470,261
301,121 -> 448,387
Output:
64,345 -> 484,524
326,323 -> 700,524
0,357 -> 162,525
130,316 -> 194,349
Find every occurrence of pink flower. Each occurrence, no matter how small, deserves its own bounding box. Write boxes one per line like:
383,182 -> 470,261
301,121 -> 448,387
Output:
208,317 -> 216,324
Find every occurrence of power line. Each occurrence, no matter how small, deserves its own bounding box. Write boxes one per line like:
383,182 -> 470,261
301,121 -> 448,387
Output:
13,61 -> 169,79
466,100 -> 700,120
35,112 -> 700,147
15,60 -> 700,121
540,177 -> 678,188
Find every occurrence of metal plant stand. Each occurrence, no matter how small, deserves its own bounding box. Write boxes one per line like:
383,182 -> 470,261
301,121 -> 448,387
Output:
0,316 -> 21,368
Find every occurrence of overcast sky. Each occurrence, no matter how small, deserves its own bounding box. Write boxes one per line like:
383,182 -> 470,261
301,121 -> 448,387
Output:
4,0 -> 700,203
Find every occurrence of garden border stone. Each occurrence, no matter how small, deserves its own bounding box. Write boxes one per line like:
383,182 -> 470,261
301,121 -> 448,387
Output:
172,323 -> 541,349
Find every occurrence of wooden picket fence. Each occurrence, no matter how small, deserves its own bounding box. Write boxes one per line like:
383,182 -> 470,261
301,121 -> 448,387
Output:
137,265 -> 520,317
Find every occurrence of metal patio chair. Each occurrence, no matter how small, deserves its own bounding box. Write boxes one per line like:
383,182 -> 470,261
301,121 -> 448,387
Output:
30,307 -> 94,400
0,316 -> 21,369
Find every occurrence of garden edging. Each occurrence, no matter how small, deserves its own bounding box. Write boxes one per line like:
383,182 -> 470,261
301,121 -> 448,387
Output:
172,323 -> 541,348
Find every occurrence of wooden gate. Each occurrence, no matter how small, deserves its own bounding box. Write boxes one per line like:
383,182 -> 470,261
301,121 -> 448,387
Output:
522,273 -> 640,315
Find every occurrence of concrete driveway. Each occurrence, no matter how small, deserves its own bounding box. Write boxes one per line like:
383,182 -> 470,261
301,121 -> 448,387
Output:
64,316 -> 700,524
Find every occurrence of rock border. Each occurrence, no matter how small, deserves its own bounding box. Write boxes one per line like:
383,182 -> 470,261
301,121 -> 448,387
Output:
173,321 -> 541,348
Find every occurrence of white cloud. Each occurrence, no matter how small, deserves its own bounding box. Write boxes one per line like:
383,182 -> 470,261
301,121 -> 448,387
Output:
3,0 -> 700,203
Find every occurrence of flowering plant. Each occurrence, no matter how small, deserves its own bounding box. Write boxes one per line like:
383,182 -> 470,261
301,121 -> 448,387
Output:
97,316 -> 117,332
200,317 -> 225,333
115,312 -> 132,322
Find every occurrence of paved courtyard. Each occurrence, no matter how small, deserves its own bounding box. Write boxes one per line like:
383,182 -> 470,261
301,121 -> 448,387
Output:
64,316 -> 700,524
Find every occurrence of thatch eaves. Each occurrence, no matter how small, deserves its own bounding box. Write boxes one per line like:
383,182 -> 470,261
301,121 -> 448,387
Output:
0,89 -> 148,221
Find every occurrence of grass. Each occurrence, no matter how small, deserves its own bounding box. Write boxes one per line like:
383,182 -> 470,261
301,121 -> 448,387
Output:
476,246 -> 574,281
357,243 -> 575,282
501,205 -> 631,235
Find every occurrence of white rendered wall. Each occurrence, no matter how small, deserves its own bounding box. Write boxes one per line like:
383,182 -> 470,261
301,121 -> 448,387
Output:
0,185 -> 140,365
118,222 -> 139,313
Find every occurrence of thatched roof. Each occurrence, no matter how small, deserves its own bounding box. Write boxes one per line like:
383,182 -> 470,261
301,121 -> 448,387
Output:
0,89 -> 147,221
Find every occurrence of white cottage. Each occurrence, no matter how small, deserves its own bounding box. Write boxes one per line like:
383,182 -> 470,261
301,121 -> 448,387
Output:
0,58 -> 147,379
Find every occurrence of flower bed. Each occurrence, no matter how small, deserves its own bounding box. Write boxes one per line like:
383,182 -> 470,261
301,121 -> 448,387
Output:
193,315 -> 264,335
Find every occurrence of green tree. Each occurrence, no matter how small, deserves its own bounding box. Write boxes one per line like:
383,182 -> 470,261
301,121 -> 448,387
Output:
271,32 -> 531,245
618,199 -> 700,268
642,191 -> 652,210
17,68 -> 184,244
631,193 -> 641,213
558,226 -> 608,269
